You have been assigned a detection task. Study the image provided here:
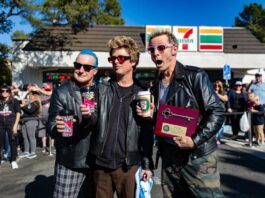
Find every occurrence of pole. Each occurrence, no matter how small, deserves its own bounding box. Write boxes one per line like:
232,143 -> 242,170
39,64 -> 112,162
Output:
247,112 -> 252,147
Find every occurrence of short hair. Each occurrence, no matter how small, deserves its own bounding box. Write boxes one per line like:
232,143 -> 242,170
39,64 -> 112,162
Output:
108,36 -> 140,67
148,30 -> 178,46
79,49 -> 98,68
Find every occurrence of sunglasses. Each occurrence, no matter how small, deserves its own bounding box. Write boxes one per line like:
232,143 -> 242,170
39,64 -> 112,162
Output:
108,55 -> 131,64
147,44 -> 174,54
73,62 -> 96,72
1,89 -> 9,93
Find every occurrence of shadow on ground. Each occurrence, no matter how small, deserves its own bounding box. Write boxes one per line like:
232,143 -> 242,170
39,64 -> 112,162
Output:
25,175 -> 54,198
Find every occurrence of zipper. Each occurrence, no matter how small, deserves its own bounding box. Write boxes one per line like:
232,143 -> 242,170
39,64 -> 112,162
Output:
100,94 -> 114,155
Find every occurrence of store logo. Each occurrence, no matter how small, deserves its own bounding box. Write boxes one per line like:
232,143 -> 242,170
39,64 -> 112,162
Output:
199,27 -> 223,51
173,26 -> 198,51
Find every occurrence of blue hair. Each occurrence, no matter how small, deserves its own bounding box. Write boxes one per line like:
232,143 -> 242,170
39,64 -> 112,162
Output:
80,49 -> 98,68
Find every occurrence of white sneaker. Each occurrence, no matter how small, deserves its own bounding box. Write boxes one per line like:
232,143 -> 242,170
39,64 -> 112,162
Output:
11,161 -> 19,169
27,153 -> 37,159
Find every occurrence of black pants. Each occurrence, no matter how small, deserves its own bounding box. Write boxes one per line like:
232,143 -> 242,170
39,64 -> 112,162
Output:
0,125 -> 17,162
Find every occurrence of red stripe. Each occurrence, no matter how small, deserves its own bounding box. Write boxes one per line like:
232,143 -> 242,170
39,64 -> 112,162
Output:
200,45 -> 223,50
184,28 -> 193,38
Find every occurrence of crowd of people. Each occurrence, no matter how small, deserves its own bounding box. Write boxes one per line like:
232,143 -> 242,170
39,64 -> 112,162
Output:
0,83 -> 54,169
0,30 -> 264,198
213,73 -> 265,146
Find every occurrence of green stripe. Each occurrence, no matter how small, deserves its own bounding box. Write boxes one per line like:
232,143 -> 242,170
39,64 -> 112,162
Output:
200,35 -> 222,43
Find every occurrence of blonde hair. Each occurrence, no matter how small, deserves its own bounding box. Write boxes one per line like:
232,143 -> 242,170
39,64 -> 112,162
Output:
108,36 -> 140,67
214,80 -> 224,94
148,30 -> 179,46
29,92 -> 42,116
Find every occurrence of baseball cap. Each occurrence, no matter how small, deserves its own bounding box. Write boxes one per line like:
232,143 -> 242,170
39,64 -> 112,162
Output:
43,83 -> 52,91
255,72 -> 262,77
235,81 -> 242,86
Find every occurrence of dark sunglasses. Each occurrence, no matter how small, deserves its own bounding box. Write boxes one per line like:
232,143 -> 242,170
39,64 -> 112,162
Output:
147,44 -> 174,54
108,55 -> 131,64
73,62 -> 96,72
1,89 -> 9,93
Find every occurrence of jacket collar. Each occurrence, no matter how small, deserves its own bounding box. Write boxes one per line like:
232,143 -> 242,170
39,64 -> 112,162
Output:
152,61 -> 186,106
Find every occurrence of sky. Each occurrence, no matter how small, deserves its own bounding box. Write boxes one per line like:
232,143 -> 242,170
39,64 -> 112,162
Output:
1,0 -> 265,46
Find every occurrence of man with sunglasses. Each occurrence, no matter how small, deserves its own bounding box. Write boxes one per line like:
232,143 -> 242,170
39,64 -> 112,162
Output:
81,36 -> 154,198
144,30 -> 225,197
47,49 -> 98,198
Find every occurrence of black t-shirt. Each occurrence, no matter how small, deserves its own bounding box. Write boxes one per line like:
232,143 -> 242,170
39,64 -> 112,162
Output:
0,98 -> 21,125
252,104 -> 265,125
96,83 -> 135,169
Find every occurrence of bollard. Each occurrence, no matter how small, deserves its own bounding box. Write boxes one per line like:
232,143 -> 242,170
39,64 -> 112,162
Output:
247,112 -> 252,147
49,136 -> 53,156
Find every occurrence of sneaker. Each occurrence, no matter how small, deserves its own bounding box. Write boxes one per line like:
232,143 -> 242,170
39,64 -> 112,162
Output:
18,152 -> 29,158
216,140 -> 221,145
42,147 -> 49,153
11,161 -> 19,169
27,153 -> 37,159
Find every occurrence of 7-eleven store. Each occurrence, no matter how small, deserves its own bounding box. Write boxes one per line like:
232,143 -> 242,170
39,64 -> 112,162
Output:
12,25 -> 265,87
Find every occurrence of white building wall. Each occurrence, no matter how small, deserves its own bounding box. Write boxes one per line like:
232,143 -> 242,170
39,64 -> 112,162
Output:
12,40 -> 265,86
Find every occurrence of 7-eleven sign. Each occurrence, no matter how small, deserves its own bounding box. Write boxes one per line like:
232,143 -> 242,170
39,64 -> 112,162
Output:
173,26 -> 198,51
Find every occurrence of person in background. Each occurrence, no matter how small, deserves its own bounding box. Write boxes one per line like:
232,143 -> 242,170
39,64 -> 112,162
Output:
81,36 -> 154,198
140,30 -> 224,197
227,81 -> 248,140
47,49 -> 98,198
20,90 -> 42,159
36,83 -> 54,154
214,80 -> 228,144
248,94 -> 265,146
248,72 -> 265,106
0,85 -> 21,169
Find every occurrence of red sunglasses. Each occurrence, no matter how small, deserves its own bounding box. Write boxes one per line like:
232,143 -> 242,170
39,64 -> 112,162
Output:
108,55 -> 131,64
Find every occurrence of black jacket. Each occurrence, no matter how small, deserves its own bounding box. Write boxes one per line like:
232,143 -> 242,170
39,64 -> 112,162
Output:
90,80 -> 154,170
152,61 -> 225,159
47,80 -> 94,169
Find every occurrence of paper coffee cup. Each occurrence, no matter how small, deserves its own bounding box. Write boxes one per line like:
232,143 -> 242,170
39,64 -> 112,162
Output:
137,90 -> 151,117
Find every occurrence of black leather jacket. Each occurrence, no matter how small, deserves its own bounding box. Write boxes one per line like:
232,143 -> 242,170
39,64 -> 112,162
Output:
152,61 -> 225,159
47,80 -> 94,169
90,80 -> 154,170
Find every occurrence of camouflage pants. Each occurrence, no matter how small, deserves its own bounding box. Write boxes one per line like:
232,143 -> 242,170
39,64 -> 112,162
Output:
160,143 -> 224,198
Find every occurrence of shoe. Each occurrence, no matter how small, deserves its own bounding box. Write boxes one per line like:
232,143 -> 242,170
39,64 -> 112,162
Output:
42,147 -> 49,153
216,140 -> 221,145
11,161 -> 19,169
18,152 -> 29,158
27,153 -> 37,159
231,135 -> 237,140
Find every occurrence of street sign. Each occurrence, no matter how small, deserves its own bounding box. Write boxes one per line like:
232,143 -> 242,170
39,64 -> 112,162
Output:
223,64 -> 231,80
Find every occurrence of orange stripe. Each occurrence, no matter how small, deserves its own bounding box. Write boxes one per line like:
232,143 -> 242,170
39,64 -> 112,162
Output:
146,27 -> 155,32
178,28 -> 188,33
200,29 -> 223,34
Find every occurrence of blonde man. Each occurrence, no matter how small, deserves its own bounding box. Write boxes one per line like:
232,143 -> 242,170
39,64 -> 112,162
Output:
82,36 -> 154,198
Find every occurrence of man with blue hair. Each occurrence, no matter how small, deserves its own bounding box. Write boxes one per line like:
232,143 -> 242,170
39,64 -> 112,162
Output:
47,49 -> 98,198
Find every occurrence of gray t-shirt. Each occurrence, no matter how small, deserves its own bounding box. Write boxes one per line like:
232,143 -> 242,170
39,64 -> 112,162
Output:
159,82 -> 175,145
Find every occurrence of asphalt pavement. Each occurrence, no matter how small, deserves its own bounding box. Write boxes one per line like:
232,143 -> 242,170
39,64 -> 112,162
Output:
1,128 -> 265,198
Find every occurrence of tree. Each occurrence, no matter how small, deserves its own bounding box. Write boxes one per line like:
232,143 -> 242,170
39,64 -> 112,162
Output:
39,0 -> 124,28
235,3 -> 265,42
11,30 -> 30,40
97,0 -> 124,25
0,44 -> 11,85
0,0 -> 40,34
